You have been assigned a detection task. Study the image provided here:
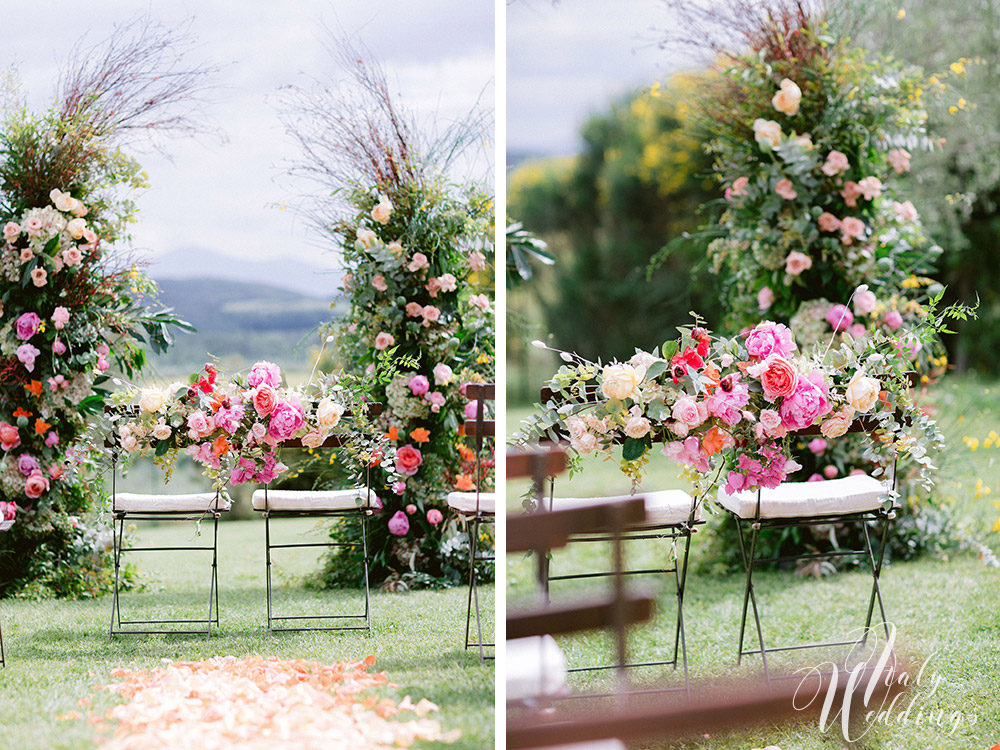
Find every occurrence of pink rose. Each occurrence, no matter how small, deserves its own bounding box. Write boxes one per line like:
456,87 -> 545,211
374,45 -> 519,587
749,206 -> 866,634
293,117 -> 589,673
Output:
436,273 -> 458,293
847,323 -> 866,339
268,400 -> 305,441
372,275 -> 388,292
53,339 -> 67,356
374,332 -> 395,350
745,321 -> 796,359
785,251 -> 812,276
757,355 -> 799,401
405,302 -> 424,317
62,246 -> 83,267
51,306 -> 70,330
775,178 -> 797,200
730,176 -> 749,197
300,429 -> 326,449
818,212 -> 841,233
427,391 -> 446,413
808,438 -> 827,455
427,508 -> 443,525
853,289 -> 877,315
888,148 -> 911,174
248,361 -> 282,389
425,277 -> 442,298
253,385 -> 278,416
470,294 -> 490,311
15,312 -> 41,340
757,286 -> 774,310
840,181 -> 863,208
31,268 -> 47,287
893,200 -> 918,222
45,431 -> 59,447
16,344 -> 40,372
421,306 -> 441,326
395,444 -> 423,476
392,481 -> 406,495
407,252 -> 429,272
884,310 -> 903,331
19,248 -> 33,264
671,395 -> 708,429
408,375 -> 430,396
840,216 -> 866,241
467,250 -> 486,271
779,373 -> 831,431
822,150 -> 849,176
808,474 -> 825,482
0,422 -> 21,451
387,510 -> 410,536
3,221 -> 20,241
826,304 -> 854,331
759,410 -> 782,432
186,410 -> 211,438
24,470 -> 50,499
465,400 -> 479,420
23,216 -> 42,236
858,176 -> 882,201
823,464 -> 839,479
406,504 -> 417,515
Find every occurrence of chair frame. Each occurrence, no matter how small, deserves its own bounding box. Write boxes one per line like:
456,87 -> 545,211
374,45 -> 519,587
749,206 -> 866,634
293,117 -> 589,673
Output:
257,445 -> 374,635
108,451 -> 226,638
726,416 -> 900,682
456,382 -> 496,663
538,386 -> 700,691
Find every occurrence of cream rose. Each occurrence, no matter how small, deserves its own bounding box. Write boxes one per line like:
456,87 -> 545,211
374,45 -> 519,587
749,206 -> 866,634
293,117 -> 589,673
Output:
624,414 -> 651,440
316,398 -> 345,430
600,363 -> 640,401
753,118 -> 783,150
771,78 -> 802,116
845,372 -> 880,413
820,406 -> 856,438
66,217 -> 87,239
371,195 -> 393,224
50,189 -> 76,213
139,388 -> 165,413
151,422 -> 172,441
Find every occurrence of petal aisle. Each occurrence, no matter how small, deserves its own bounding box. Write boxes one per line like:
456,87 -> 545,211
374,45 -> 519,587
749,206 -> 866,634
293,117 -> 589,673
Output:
59,656 -> 460,748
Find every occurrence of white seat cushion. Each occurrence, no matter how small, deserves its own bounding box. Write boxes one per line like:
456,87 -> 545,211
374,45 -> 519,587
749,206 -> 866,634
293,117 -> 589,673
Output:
535,742 -> 627,750
717,473 -> 887,519
506,635 -> 568,702
446,491 -> 496,515
251,488 -> 379,511
113,492 -> 230,513
548,490 -> 699,527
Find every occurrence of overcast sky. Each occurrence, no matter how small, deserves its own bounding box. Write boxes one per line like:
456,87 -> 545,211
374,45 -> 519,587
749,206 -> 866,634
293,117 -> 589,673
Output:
4,0 -> 494,277
507,0 -> 698,157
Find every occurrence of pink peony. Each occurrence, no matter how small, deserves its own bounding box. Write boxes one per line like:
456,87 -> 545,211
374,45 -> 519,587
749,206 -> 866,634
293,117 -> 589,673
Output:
392,481 -> 406,495
774,178 -> 797,200
408,375 -> 430,396
427,508 -> 443,525
247,360 -> 282,389
24,470 -> 50,499
779,372 -> 831,431
374,332 -> 395,350
705,377 -> 750,426
818,212 -> 841,233
784,251 -> 812,276
808,438 -> 827,455
395,444 -> 423,476
745,321 -> 797,359
15,312 -> 41,340
388,511 -> 410,536
214,403 -> 245,435
757,286 -> 774,310
884,310 -> 903,331
267,400 -> 305,441
51,306 -> 70,330
0,422 -> 21,451
16,344 -> 40,372
888,148 -> 911,174
840,181 -> 863,208
853,289 -> 877,315
826,304 -> 854,331
822,150 -> 849,176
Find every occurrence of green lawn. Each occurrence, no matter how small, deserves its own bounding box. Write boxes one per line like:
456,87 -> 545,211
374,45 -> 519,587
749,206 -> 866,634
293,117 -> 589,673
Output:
0,518 -> 494,750
507,373 -> 1000,749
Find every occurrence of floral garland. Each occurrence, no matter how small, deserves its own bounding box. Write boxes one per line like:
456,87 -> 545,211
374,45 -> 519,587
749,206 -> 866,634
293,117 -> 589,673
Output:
98,361 -> 396,494
514,298 -> 969,502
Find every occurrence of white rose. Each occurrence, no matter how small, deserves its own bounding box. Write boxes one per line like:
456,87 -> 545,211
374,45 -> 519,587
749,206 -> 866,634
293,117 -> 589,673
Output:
151,422 -> 172,441
139,388 -> 165,413
600,363 -> 639,401
845,372 -> 880,413
316,398 -> 345,430
371,195 -> 393,225
771,78 -> 802,116
65,218 -> 87,240
753,118 -> 783,150
433,363 -> 454,386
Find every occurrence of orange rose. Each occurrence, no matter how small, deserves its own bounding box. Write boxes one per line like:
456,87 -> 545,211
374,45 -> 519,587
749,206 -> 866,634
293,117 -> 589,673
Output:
212,434 -> 231,457
701,426 -> 728,456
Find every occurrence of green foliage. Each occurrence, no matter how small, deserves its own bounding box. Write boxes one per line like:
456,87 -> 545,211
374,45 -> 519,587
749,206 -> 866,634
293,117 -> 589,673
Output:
507,78 -> 719,361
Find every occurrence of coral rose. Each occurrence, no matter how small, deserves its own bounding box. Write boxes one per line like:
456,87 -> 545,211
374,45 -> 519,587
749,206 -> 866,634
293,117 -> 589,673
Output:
0,422 -> 21,451
24,470 -> 49,499
395,444 -> 423,476
253,385 -> 278,417
757,355 -> 799,402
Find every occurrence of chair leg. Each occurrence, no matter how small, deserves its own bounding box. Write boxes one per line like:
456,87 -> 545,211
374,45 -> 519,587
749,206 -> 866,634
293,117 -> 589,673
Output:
673,531 -> 692,698
736,517 -> 769,683
109,514 -> 125,639
265,512 -> 273,633
206,512 -> 220,636
862,511 -> 893,644
361,511 -> 372,634
471,517 -> 487,664
1,613 -> 5,668
464,517 -> 477,651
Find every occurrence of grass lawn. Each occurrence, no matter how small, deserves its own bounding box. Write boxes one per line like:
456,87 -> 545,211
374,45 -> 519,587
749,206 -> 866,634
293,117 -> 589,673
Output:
0,518 -> 494,750
507,373 -> 1000,749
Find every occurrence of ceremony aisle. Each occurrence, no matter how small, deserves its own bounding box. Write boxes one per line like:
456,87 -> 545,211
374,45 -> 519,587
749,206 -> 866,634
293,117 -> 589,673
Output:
0,518 -> 493,750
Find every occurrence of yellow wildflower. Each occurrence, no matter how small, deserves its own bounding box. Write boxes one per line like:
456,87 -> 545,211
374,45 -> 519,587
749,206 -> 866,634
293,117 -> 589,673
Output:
897,8 -> 906,18
950,61 -> 966,75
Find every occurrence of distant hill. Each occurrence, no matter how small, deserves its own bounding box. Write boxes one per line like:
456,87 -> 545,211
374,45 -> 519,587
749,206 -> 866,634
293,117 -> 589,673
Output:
149,247 -> 344,298
147,277 -> 344,377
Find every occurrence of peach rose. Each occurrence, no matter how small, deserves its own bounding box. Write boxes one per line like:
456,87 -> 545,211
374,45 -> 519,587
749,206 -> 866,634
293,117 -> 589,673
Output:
730,176 -> 749,196
66,217 -> 86,239
372,275 -> 388,291
375,332 -> 395,350
301,429 -> 326,449
407,252 -> 430,272
771,78 -> 802,116
356,228 -> 377,248
753,118 -> 783,150
151,422 -> 172,441
820,406 -> 856,438
624,414 -> 651,439
818,212 -> 841,233
31,268 -> 47,287
139,388 -> 165,413
845,371 -> 880,413
371,195 -> 393,224
775,178 -> 797,200
387,240 -> 405,257
50,189 -> 76,213
316,398 -> 345,430
3,222 -> 20,241
785,251 -> 813,276
822,150 -> 849,176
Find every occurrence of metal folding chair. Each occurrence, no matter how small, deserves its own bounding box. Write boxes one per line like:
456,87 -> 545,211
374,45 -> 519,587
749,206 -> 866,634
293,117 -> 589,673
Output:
538,387 -> 701,692
719,415 -> 899,682
252,434 -> 376,634
446,382 -> 496,662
